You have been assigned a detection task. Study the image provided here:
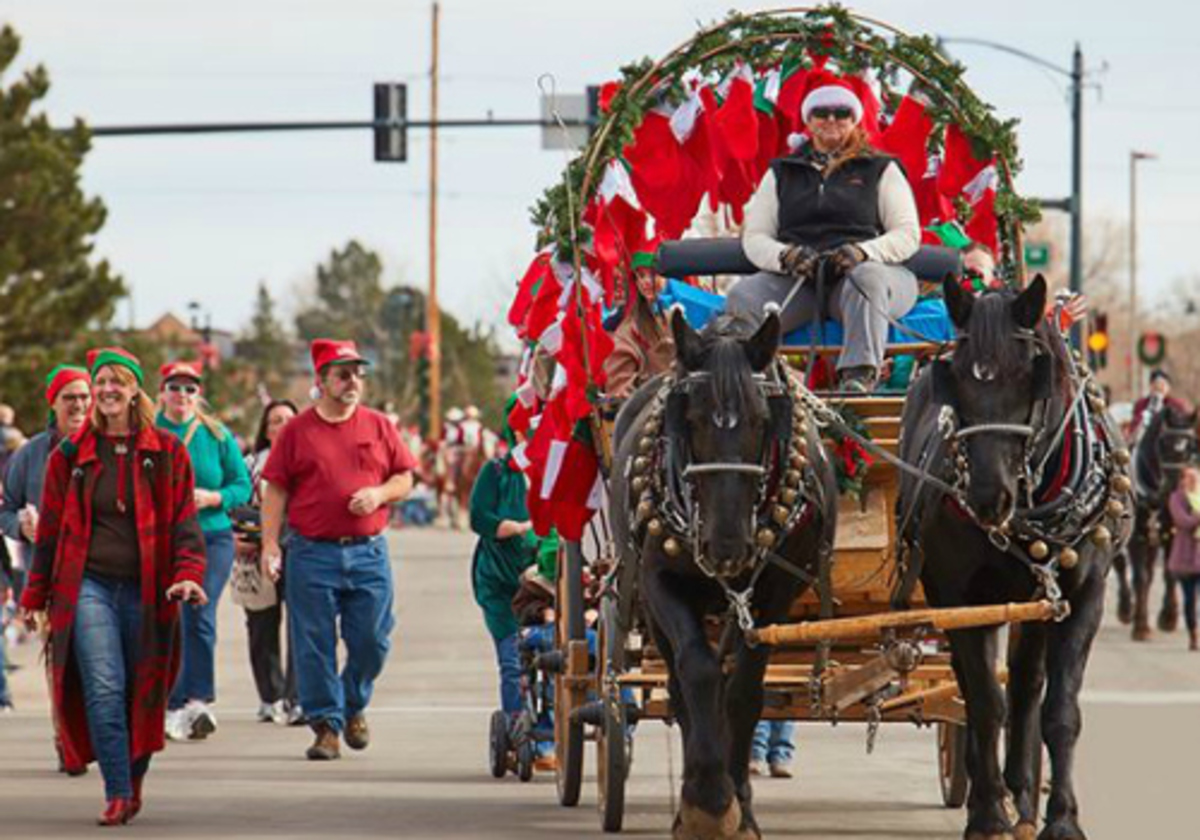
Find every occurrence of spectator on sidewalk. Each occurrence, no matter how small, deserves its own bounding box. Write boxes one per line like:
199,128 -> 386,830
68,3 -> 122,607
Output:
261,339 -> 416,761
156,361 -> 252,742
19,347 -> 207,825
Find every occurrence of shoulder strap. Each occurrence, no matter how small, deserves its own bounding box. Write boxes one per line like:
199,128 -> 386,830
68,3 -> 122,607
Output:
182,418 -> 202,448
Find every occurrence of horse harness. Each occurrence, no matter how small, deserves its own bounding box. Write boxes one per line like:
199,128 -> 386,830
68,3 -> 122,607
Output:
896,317 -> 1133,617
626,358 -> 831,644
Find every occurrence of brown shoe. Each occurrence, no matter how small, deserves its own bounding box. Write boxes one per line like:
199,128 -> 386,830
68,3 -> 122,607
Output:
1189,629 -> 1198,652
344,713 -> 370,751
306,723 -> 341,760
533,754 -> 557,773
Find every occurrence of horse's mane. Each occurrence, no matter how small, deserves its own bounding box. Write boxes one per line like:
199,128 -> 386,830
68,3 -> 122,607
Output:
953,289 -> 1071,393
697,313 -> 761,413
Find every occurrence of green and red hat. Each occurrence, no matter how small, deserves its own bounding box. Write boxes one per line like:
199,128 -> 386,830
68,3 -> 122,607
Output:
310,339 -> 369,373
45,364 -> 91,406
630,250 -> 656,271
86,347 -> 145,386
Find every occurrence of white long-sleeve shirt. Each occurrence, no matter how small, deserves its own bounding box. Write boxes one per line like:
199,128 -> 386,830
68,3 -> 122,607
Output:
742,160 -> 921,272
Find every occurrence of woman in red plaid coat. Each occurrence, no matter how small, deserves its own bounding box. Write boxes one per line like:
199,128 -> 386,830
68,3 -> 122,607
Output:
20,348 -> 207,826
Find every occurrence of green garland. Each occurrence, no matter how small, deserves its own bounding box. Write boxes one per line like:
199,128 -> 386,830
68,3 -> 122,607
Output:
826,402 -> 875,499
530,4 -> 1039,280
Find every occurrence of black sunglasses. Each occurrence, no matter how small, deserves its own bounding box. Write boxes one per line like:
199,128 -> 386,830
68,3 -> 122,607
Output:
165,382 -> 201,396
810,107 -> 855,121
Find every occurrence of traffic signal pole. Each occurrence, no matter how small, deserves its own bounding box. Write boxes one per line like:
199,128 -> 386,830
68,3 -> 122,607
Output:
427,0 -> 442,442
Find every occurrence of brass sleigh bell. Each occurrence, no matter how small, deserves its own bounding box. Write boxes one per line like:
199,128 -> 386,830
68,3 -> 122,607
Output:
1058,546 -> 1080,570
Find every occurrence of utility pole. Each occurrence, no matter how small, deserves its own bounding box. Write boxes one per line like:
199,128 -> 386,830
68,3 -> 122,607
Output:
427,0 -> 442,442
1069,44 -> 1084,302
1129,150 -> 1157,398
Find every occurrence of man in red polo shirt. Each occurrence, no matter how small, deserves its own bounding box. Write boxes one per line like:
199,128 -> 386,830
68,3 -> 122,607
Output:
261,339 -> 416,760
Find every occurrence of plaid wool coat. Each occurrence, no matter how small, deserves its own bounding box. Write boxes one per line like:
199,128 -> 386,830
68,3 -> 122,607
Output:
20,421 -> 207,772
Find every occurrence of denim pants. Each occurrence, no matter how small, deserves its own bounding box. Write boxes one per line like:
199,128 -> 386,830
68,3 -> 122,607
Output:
0,633 -> 10,707
170,529 -> 235,710
74,575 -> 152,799
494,633 -> 522,715
751,719 -> 796,765
1179,573 -> 1200,632
285,534 -> 394,734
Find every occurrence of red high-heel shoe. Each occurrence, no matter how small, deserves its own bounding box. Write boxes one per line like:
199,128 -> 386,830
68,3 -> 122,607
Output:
97,798 -> 134,827
130,775 -> 144,820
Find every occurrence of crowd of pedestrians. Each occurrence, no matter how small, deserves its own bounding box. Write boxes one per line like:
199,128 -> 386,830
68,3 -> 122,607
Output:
0,338 -> 419,825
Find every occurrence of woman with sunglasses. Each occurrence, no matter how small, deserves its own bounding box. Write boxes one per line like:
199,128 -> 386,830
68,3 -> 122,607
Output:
155,361 -> 252,742
734,77 -> 921,392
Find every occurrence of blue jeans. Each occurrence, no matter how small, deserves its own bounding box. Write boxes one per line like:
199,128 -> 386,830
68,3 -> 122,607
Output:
0,634 -> 10,708
170,529 -> 235,710
752,720 -> 796,765
74,575 -> 152,799
494,633 -> 522,715
285,534 -> 394,734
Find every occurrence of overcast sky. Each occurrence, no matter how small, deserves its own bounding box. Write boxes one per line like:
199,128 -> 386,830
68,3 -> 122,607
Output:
1,0 -> 1195,342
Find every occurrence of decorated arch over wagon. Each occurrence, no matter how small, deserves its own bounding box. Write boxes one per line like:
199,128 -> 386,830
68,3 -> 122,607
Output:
505,5 -> 1041,539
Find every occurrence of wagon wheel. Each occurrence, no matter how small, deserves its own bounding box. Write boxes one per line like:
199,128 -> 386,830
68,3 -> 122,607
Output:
596,592 -> 629,832
937,722 -> 969,808
555,540 -> 588,807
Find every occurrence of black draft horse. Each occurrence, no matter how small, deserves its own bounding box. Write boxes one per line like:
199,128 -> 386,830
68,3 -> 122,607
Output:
897,277 -> 1131,840
1121,403 -> 1199,640
609,309 -> 836,840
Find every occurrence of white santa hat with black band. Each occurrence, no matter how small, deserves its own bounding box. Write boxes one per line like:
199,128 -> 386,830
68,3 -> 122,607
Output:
801,83 -> 863,124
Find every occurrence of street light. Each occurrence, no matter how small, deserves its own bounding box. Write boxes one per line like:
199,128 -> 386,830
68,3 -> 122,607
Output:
1129,150 -> 1157,398
937,38 -> 1088,343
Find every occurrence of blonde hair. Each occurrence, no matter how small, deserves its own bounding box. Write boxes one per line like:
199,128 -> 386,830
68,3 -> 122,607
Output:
155,388 -> 227,442
823,125 -> 877,176
91,365 -> 157,433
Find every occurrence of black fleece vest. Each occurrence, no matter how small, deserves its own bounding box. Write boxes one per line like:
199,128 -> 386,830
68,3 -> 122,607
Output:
769,153 -> 896,252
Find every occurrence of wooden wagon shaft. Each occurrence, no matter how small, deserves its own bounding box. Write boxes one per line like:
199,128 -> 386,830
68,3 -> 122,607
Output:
749,600 -> 1066,646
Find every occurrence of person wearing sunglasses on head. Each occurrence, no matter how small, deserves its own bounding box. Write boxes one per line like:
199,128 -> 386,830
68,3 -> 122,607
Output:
734,77 -> 921,393
155,361 -> 252,743
260,339 -> 417,761
19,348 -> 208,825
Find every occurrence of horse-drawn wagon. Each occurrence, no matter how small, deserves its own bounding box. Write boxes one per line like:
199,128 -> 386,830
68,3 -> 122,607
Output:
507,8 -> 1133,839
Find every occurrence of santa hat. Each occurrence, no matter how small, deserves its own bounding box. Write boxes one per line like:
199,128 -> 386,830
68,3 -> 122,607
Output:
801,82 -> 863,124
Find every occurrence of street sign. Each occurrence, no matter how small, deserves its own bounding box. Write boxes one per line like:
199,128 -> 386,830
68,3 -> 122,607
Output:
1024,242 -> 1051,269
373,83 -> 407,162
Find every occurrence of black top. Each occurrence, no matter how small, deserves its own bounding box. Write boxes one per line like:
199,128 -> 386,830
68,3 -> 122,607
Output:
770,149 -> 896,253
86,435 -> 140,580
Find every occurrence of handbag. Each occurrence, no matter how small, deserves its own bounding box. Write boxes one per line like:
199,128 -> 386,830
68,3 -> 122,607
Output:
229,544 -> 277,611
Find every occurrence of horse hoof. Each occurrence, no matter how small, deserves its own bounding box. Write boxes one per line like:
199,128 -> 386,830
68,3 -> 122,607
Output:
1157,610 -> 1178,633
1015,823 -> 1038,840
1117,594 -> 1132,625
674,798 -> 742,840
1131,625 -> 1152,642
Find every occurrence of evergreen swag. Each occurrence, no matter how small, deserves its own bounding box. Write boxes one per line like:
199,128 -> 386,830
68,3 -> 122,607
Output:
531,5 -> 1038,280
826,402 -> 874,499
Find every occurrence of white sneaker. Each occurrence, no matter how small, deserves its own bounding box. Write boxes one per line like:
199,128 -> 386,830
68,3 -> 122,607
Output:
186,701 -> 217,740
255,702 -> 276,723
165,709 -> 189,741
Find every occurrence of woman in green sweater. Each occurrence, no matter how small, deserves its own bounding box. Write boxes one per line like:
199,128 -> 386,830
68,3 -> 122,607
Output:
155,361 -> 252,742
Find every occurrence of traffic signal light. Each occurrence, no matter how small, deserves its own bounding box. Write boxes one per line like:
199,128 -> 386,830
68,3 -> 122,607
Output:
1088,312 -> 1108,369
373,83 -> 407,162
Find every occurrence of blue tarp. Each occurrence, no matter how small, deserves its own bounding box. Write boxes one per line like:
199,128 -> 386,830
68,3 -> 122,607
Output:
656,279 -> 954,346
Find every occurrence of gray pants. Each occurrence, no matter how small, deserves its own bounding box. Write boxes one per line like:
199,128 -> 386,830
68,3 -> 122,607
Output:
725,262 -> 918,371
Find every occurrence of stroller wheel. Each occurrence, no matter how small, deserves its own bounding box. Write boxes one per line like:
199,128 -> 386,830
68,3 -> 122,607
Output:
488,710 -> 509,778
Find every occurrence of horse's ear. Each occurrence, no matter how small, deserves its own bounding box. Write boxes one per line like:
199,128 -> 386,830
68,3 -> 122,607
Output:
1012,274 -> 1048,331
942,276 -> 973,330
744,306 -> 782,373
670,306 -> 704,372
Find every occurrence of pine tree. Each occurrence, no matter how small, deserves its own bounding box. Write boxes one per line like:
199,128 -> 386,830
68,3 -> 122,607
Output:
237,281 -> 293,396
0,25 -> 126,430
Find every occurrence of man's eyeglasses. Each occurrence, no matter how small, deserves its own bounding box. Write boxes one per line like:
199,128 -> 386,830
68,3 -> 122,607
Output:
165,382 -> 201,396
810,107 -> 855,122
331,366 -> 368,383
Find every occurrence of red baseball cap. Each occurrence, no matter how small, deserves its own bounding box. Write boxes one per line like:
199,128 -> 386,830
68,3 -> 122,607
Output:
311,339 -> 369,373
159,360 -> 203,383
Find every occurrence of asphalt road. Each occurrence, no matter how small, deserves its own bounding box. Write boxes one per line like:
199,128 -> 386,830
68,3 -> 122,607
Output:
1,527 -> 1196,838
